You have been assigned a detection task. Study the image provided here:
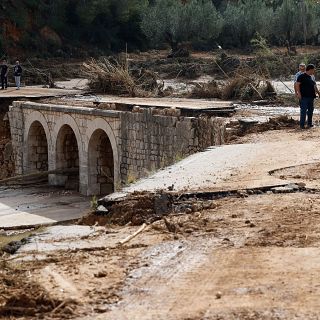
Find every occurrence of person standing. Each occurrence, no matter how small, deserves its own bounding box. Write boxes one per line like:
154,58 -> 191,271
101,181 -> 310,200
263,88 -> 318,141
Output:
294,63 -> 306,83
294,63 -> 315,96
14,60 -> 22,90
1,60 -> 8,90
296,64 -> 319,129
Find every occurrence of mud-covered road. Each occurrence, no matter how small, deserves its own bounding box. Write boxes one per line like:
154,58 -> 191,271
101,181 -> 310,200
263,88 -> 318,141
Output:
96,190 -> 320,320
3,128 -> 320,319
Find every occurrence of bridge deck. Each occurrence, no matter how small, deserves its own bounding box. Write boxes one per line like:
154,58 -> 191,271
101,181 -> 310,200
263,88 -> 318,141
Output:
78,95 -> 235,116
0,87 -> 80,99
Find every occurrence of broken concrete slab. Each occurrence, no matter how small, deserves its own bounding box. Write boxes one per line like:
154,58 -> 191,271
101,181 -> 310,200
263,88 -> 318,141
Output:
0,86 -> 80,99
0,186 -> 90,229
101,139 -> 320,204
271,183 -> 300,193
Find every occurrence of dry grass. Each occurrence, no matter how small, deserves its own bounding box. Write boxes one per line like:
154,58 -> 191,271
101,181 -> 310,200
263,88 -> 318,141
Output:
82,58 -> 163,97
189,80 -> 221,99
221,77 -> 248,100
221,76 -> 276,101
189,76 -> 276,101
0,260 -> 77,318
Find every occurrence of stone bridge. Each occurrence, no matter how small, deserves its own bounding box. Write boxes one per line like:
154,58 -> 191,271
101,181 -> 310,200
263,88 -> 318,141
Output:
8,101 -> 225,196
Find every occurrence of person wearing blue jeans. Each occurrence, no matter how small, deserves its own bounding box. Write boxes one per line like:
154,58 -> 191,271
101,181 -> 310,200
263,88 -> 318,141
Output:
296,64 -> 320,129
300,97 -> 314,128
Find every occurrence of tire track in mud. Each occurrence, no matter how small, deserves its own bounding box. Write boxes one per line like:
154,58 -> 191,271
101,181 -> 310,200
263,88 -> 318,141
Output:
102,238 -> 225,320
101,246 -> 320,320
101,231 -> 237,319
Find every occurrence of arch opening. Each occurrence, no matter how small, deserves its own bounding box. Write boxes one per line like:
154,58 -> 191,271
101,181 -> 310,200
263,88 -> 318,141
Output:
56,124 -> 80,191
88,129 -> 114,195
26,121 -> 48,174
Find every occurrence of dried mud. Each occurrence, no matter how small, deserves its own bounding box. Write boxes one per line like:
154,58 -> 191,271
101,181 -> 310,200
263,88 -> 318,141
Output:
3,186 -> 320,319
0,261 -> 77,319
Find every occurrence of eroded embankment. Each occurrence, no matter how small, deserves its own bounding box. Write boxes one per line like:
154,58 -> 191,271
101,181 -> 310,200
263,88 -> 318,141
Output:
79,181 -> 308,228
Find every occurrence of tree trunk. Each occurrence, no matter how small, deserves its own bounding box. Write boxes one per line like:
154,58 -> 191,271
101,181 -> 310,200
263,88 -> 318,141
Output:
300,0 -> 307,45
165,32 -> 179,52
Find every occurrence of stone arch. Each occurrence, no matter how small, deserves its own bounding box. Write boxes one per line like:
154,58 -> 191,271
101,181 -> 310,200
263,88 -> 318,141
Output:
86,118 -> 119,195
23,111 -> 51,174
88,129 -> 114,195
52,114 -> 83,155
55,124 -> 80,191
49,114 -> 84,190
25,121 -> 49,173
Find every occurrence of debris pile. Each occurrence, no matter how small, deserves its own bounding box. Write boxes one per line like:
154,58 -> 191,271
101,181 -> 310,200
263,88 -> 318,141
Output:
189,80 -> 221,99
227,115 -> 298,140
83,58 -> 163,97
80,192 -> 173,226
189,76 -> 276,102
221,76 -> 276,101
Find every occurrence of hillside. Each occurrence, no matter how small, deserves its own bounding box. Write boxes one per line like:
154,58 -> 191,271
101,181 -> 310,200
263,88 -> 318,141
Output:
0,0 -> 147,58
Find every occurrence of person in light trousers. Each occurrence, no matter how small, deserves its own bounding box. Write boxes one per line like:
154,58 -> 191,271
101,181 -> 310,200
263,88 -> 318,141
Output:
14,61 -> 22,90
296,64 -> 320,129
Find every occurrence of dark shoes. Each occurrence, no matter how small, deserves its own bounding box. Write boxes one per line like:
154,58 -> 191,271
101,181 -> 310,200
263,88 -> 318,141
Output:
300,124 -> 314,129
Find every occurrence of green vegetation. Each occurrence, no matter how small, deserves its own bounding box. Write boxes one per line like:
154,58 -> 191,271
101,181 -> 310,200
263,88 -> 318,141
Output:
90,195 -> 98,210
1,0 -> 320,57
141,0 -> 223,51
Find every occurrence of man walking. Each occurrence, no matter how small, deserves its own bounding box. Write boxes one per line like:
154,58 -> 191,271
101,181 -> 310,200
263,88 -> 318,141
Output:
14,60 -> 22,90
1,60 -> 8,90
296,64 -> 319,129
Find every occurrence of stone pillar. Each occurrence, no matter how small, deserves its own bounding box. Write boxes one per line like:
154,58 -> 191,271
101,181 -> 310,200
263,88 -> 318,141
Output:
8,102 -> 24,175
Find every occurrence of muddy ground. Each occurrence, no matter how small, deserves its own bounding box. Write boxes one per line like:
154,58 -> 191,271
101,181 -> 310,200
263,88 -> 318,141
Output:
2,127 -> 320,319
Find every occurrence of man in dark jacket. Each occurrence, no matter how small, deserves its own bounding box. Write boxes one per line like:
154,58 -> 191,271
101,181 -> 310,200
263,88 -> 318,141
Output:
1,60 -> 8,90
296,64 -> 320,129
14,61 -> 22,90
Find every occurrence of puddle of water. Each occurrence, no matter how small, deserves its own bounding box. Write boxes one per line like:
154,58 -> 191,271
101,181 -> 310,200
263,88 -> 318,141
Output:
0,228 -> 43,251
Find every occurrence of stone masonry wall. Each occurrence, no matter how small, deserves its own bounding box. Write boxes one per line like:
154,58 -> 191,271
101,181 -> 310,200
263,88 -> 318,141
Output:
7,104 -> 23,175
27,121 -> 48,172
9,101 -> 121,195
9,101 -> 226,195
119,109 -> 226,184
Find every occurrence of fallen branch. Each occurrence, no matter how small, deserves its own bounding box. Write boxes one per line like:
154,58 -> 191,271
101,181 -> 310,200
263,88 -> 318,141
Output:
248,81 -> 264,100
82,57 -> 162,97
118,223 -> 148,245
50,300 -> 69,315
214,59 -> 230,79
25,59 -> 55,88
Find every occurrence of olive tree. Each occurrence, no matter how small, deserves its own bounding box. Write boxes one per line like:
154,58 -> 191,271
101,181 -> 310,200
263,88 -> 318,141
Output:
221,0 -> 273,47
141,0 -> 223,51
273,0 -> 302,45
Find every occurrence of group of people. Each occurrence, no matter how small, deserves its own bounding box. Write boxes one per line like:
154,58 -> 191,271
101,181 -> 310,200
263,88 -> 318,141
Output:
294,63 -> 320,129
0,60 -> 22,90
